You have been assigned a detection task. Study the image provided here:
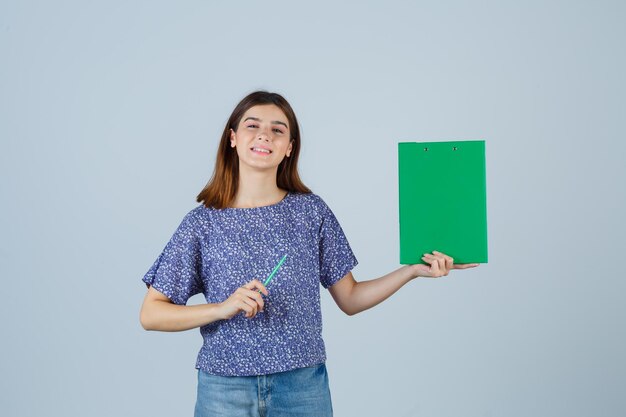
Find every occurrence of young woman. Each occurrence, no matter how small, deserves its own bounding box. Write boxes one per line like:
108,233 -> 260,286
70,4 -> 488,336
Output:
139,91 -> 479,417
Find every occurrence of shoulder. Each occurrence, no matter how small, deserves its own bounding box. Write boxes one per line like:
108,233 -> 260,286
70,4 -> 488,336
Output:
289,191 -> 330,206
183,204 -> 206,223
287,193 -> 342,227
288,192 -> 332,213
175,204 -> 212,234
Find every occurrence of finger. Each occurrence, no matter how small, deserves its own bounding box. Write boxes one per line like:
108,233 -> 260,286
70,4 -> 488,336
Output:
423,253 -> 444,276
429,252 -> 446,276
233,287 -> 265,313
453,263 -> 480,269
422,253 -> 437,263
237,300 -> 255,317
244,279 -> 268,296
241,288 -> 265,312
428,256 -> 441,277
438,257 -> 447,276
432,250 -> 451,261
240,297 -> 258,318
433,251 -> 454,271
240,293 -> 259,310
421,253 -> 434,264
421,255 -> 433,277
242,279 -> 261,290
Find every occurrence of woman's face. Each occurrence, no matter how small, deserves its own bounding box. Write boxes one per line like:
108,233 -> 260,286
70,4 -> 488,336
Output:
230,104 -> 293,172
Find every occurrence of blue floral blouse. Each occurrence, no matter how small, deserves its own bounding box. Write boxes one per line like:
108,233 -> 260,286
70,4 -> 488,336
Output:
142,192 -> 358,376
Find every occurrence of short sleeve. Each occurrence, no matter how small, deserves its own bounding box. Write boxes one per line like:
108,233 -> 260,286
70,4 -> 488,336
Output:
142,211 -> 204,305
317,198 -> 359,288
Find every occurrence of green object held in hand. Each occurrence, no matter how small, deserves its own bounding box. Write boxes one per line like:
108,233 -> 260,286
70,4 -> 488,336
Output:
262,254 -> 287,290
398,141 -> 488,265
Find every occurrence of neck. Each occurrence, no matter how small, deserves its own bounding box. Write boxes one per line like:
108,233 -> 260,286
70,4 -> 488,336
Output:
233,165 -> 285,208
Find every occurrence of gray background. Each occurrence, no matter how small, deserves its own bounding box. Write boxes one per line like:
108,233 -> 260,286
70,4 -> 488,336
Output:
1,1 -> 625,416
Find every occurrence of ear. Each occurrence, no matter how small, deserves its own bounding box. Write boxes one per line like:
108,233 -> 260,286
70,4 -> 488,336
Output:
229,129 -> 236,147
286,140 -> 293,157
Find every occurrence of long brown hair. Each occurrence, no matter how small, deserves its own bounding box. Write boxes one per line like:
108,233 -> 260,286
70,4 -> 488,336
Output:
196,91 -> 311,209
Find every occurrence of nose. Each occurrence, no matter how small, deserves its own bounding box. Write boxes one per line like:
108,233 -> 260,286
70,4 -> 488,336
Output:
256,128 -> 272,142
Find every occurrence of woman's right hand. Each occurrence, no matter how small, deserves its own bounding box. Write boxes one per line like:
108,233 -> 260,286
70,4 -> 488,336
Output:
217,279 -> 269,320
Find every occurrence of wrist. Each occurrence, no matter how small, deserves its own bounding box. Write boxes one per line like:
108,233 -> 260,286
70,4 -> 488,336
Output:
209,302 -> 226,321
406,264 -> 422,279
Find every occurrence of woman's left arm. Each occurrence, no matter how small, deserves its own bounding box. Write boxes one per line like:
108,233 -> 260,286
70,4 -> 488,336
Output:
328,251 -> 479,316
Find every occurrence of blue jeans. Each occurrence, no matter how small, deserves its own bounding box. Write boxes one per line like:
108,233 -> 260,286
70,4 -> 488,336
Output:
194,363 -> 333,417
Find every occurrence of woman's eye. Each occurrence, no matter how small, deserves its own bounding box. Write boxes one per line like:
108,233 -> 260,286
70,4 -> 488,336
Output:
246,124 -> 283,134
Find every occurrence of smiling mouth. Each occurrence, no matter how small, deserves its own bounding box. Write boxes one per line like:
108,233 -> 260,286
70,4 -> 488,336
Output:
251,147 -> 272,154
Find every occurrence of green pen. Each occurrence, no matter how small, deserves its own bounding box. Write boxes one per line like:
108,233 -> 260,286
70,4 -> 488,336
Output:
261,254 -> 287,292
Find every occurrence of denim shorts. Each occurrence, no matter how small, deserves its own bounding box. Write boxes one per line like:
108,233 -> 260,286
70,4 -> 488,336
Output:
194,363 -> 333,417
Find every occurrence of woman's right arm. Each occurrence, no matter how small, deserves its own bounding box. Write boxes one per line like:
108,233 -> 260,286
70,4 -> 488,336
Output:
140,280 -> 269,332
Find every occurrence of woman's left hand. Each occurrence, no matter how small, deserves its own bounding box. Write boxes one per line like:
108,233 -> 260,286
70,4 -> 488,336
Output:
410,250 -> 480,278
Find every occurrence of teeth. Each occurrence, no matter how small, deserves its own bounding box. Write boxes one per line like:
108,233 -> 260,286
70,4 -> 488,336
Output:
252,148 -> 271,153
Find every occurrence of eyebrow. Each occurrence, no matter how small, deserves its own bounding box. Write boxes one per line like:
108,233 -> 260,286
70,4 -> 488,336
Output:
243,116 -> 288,129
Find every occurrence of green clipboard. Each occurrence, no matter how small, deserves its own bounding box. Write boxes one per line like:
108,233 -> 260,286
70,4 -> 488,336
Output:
398,140 -> 488,265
